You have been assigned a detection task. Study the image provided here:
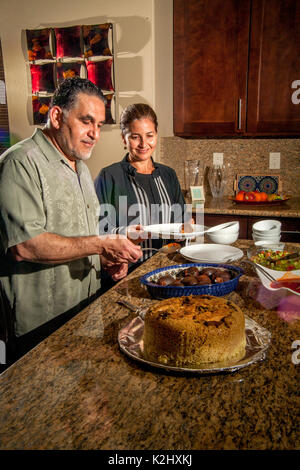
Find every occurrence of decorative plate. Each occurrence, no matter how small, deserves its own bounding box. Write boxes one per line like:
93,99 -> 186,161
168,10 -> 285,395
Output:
238,175 -> 257,192
237,174 -> 280,194
258,176 -> 278,194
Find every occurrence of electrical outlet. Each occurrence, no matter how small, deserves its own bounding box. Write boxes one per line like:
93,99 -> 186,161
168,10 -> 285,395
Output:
269,152 -> 280,169
213,153 -> 223,166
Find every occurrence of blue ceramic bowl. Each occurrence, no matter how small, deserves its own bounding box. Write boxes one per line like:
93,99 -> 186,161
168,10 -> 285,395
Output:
140,263 -> 244,299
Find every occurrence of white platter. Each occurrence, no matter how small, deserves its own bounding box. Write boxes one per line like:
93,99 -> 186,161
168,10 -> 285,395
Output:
179,244 -> 244,263
142,223 -> 208,240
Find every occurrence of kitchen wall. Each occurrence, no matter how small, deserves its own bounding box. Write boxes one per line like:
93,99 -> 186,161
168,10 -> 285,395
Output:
160,137 -> 300,197
0,0 -> 173,179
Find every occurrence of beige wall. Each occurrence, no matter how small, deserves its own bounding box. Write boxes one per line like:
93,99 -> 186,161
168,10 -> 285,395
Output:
160,136 -> 300,197
0,0 -> 173,179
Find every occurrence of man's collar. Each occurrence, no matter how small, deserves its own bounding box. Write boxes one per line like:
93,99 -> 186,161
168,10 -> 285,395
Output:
32,128 -> 79,172
32,128 -> 63,163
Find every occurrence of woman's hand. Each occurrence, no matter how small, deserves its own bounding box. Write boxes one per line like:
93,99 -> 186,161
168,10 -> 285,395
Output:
181,218 -> 195,232
126,224 -> 149,244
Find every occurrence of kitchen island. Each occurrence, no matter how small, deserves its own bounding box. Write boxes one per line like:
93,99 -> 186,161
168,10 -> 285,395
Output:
0,239 -> 299,450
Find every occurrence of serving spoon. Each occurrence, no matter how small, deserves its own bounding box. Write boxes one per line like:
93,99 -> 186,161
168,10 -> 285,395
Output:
116,298 -> 148,319
142,243 -> 181,254
239,259 -> 276,282
269,252 -> 300,263
205,221 -> 238,233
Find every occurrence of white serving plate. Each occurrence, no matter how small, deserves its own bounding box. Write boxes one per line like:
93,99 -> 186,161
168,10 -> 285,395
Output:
142,223 -> 208,240
179,243 -> 244,263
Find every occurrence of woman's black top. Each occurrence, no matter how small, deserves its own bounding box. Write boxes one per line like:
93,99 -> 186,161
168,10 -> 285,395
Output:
94,154 -> 188,263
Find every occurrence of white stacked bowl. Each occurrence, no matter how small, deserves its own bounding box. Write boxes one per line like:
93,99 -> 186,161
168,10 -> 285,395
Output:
207,221 -> 239,244
252,219 -> 281,243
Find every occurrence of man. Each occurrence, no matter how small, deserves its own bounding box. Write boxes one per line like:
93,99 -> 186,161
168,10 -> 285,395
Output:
0,77 -> 142,364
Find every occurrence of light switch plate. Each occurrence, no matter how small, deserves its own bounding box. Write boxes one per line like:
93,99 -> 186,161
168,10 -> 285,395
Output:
213,153 -> 223,166
269,152 -> 280,169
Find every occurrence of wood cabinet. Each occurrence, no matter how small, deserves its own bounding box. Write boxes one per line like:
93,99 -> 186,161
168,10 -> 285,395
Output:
173,0 -> 250,136
174,0 -> 300,137
204,213 -> 300,243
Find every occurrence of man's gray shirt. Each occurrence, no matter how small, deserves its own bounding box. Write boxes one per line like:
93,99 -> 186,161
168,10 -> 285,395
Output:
0,129 -> 101,336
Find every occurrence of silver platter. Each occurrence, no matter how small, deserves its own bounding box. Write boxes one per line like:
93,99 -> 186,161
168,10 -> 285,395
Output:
118,315 -> 271,374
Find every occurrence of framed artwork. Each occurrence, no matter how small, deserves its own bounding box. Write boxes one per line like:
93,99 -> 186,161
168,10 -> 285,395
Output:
26,24 -> 115,124
32,95 -> 51,125
86,59 -> 114,92
83,24 -> 112,58
26,28 -> 53,61
56,62 -> 82,84
235,174 -> 282,194
54,26 -> 82,58
30,63 -> 55,93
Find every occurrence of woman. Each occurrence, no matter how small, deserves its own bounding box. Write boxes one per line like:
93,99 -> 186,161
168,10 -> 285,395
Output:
94,103 -> 188,269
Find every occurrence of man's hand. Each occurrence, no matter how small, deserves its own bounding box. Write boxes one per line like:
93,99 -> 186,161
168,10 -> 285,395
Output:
100,259 -> 128,281
99,234 -> 142,264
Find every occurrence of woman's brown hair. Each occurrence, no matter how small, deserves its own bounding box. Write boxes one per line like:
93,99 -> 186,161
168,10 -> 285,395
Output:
120,103 -> 158,136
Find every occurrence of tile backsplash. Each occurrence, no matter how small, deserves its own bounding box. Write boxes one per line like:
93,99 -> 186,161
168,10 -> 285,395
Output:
159,137 -> 300,196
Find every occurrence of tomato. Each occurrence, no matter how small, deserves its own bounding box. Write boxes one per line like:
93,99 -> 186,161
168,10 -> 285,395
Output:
244,191 -> 256,201
236,190 -> 245,201
253,191 -> 262,201
259,192 -> 268,201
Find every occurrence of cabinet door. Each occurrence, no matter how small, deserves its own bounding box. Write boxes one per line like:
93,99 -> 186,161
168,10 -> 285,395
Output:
173,0 -> 250,136
247,0 -> 300,135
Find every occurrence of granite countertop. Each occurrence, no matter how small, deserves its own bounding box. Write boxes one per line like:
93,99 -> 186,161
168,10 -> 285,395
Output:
0,239 -> 299,450
193,195 -> 300,218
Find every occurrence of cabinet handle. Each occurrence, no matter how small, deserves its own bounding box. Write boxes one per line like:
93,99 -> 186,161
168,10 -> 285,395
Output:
238,99 -> 242,130
281,230 -> 300,234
